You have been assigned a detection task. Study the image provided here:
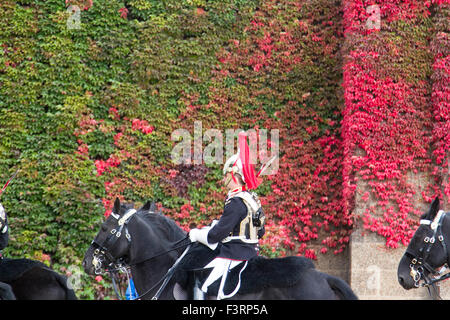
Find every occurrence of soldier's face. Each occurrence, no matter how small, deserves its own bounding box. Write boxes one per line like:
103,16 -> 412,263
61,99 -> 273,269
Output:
223,173 -> 233,189
223,172 -> 241,190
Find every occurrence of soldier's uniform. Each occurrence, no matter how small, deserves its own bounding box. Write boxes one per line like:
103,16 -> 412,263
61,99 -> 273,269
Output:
189,136 -> 266,299
208,187 -> 265,261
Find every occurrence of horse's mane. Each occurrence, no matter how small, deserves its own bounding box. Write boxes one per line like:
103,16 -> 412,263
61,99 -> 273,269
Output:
117,202 -> 186,243
136,209 -> 186,242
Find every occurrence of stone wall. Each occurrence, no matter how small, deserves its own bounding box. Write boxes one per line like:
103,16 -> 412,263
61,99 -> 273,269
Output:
314,245 -> 351,284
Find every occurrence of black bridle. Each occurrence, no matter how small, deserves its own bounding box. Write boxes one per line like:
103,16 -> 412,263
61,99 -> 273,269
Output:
91,209 -> 136,275
90,208 -> 191,300
404,210 -> 450,299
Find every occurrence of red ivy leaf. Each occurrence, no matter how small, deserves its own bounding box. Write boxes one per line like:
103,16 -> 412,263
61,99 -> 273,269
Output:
119,7 -> 128,19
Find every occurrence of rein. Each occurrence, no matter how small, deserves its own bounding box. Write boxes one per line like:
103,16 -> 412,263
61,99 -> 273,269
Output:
129,236 -> 191,267
405,210 -> 450,299
109,239 -> 192,301
133,242 -> 192,300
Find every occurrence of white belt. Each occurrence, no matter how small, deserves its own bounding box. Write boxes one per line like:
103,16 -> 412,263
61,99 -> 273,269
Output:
221,236 -> 258,244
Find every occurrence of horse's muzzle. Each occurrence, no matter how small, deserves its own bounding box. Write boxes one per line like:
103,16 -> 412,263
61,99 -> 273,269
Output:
82,247 -> 97,275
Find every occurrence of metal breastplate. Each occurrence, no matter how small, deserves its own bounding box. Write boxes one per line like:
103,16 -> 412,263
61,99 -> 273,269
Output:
222,192 -> 264,244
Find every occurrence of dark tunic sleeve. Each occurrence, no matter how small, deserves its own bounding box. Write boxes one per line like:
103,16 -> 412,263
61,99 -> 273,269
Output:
207,197 -> 247,244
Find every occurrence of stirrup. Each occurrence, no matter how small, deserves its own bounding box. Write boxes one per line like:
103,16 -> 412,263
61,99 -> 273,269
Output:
193,276 -> 205,300
189,269 -> 206,300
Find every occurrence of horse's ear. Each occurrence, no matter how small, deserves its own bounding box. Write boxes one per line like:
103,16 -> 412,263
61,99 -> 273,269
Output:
113,197 -> 121,214
150,202 -> 157,212
142,201 -> 151,211
428,197 -> 440,220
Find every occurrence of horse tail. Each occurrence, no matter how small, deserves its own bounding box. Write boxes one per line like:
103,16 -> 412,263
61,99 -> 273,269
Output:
325,274 -> 358,300
53,272 -> 78,300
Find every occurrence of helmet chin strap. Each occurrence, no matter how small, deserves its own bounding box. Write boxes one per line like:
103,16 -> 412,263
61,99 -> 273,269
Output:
224,159 -> 240,188
224,174 -> 232,188
231,159 -> 239,184
231,171 -> 238,184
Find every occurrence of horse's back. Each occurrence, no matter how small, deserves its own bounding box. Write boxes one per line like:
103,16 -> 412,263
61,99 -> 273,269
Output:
10,266 -> 77,300
239,269 -> 357,300
1,258 -> 77,300
239,256 -> 357,300
321,272 -> 358,300
175,246 -> 357,300
298,269 -> 357,300
260,268 -> 339,300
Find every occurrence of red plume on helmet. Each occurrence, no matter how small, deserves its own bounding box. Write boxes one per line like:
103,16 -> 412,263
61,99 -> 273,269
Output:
238,131 -> 261,190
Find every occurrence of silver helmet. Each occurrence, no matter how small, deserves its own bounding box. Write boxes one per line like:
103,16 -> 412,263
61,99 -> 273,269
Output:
223,151 -> 245,184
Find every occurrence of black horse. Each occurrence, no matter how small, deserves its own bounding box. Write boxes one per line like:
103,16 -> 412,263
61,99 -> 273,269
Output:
83,198 -> 358,300
397,197 -> 450,297
0,258 -> 78,300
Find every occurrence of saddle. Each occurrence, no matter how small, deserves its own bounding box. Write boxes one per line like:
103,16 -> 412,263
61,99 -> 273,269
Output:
174,243 -> 315,296
0,258 -> 46,282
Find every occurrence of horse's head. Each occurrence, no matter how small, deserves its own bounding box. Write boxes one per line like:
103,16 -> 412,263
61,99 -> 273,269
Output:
397,197 -> 449,289
82,198 -> 152,275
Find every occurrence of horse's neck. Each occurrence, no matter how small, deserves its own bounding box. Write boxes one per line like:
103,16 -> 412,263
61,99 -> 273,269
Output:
129,215 -> 180,262
130,253 -> 177,299
128,214 -> 184,299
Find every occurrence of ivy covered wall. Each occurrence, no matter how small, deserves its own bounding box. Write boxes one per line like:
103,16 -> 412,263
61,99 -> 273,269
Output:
0,0 -> 448,299
342,0 -> 449,247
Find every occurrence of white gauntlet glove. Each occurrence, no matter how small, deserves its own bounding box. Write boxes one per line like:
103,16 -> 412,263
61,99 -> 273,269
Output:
189,226 -> 218,250
0,221 -> 6,234
0,203 -> 7,234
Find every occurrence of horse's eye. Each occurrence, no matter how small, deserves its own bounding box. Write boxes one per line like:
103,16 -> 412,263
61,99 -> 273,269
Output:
101,224 -> 108,232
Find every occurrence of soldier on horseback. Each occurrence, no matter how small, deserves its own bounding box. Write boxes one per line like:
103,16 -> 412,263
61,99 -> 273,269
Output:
188,132 -> 266,299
